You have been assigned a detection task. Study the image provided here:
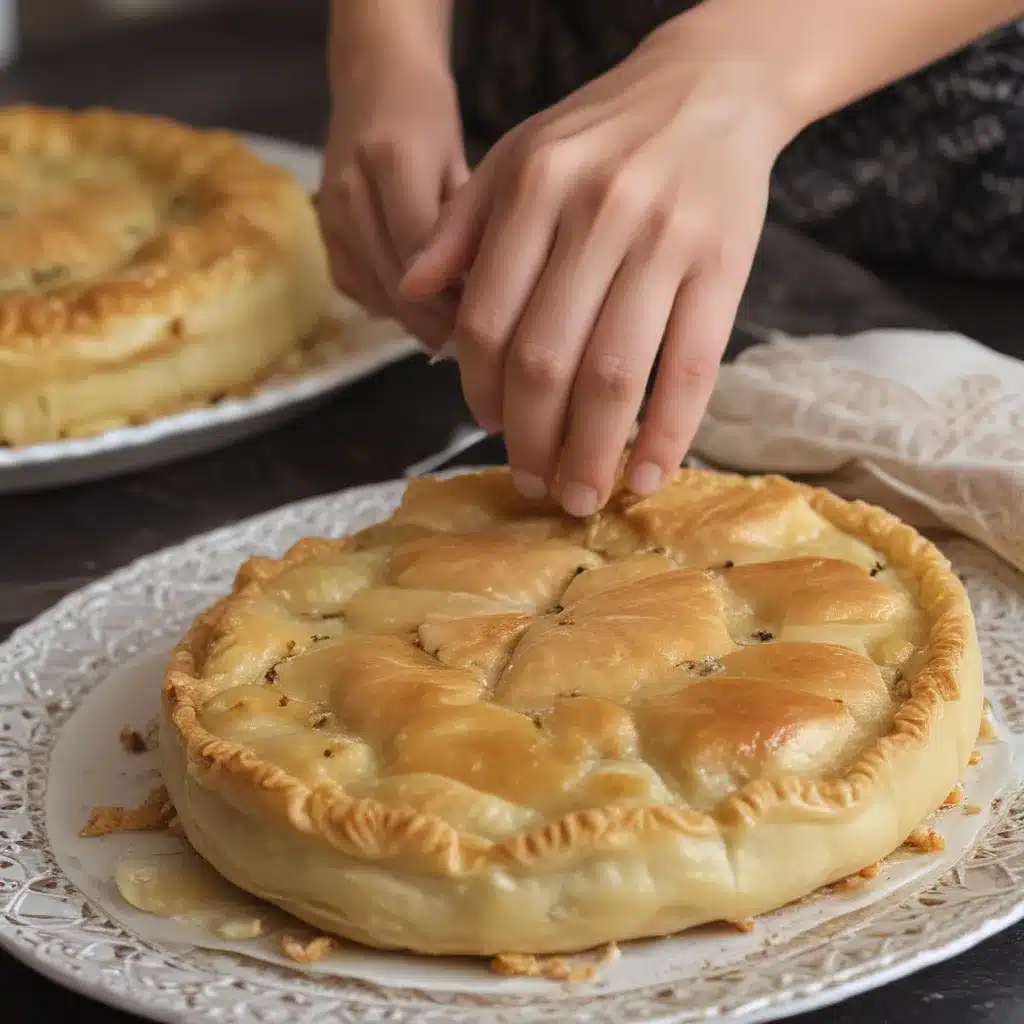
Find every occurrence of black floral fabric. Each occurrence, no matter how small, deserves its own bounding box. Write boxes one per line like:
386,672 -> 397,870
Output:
452,2 -> 1024,279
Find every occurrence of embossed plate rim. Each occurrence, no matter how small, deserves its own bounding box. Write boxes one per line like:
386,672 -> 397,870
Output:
1,475 -> 1022,1023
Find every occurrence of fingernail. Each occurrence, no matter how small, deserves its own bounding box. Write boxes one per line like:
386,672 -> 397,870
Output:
560,482 -> 599,518
629,461 -> 663,496
429,338 -> 457,365
512,472 -> 547,500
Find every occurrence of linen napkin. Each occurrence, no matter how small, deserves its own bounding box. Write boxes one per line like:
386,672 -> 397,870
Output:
693,328 -> 1024,572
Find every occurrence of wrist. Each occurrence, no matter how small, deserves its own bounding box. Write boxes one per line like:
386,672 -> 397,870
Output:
330,0 -> 453,82
658,0 -> 1024,137
642,14 -> 812,159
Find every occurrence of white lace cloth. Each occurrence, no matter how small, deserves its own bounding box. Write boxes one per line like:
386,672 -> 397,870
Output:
694,329 -> 1024,572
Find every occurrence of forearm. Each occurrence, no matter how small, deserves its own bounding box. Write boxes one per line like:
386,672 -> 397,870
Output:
672,0 -> 1024,138
329,0 -> 453,85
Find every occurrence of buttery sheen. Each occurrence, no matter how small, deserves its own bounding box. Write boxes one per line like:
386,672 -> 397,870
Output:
0,106 -> 331,445
162,467 -> 983,955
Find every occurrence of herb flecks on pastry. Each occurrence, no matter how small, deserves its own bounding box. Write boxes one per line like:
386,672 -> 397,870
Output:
161,466 -> 982,956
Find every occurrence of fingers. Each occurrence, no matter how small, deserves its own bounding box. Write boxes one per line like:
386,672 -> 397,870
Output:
320,162 -> 401,296
626,263 -> 747,494
318,197 -> 393,317
320,158 -> 458,349
500,193 -> 637,498
551,244 -> 681,515
398,159 -> 493,301
451,162 -> 574,432
367,141 -> 453,267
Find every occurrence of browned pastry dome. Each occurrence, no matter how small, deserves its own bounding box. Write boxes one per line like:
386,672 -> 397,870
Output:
0,106 -> 331,445
162,467 -> 982,955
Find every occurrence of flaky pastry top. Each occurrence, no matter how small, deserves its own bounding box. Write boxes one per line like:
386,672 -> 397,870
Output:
165,468 -> 971,876
0,105 -> 318,377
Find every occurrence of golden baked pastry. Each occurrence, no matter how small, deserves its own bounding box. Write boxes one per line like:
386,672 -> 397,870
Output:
162,467 -> 982,956
0,106 -> 331,445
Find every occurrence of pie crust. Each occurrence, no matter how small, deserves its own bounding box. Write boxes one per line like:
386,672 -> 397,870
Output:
162,467 -> 983,956
0,106 -> 331,445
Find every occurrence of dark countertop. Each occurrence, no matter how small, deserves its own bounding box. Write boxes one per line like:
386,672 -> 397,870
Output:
1,7 -> 1021,1022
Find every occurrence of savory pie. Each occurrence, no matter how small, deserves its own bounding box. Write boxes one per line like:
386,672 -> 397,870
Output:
0,106 -> 331,445
162,467 -> 982,956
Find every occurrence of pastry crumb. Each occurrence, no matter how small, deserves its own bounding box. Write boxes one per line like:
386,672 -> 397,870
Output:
978,705 -> 996,741
215,917 -> 265,941
80,786 -> 175,837
723,917 -> 756,933
963,803 -> 983,816
491,942 -> 619,983
942,785 -> 963,808
832,862 -> 882,893
902,827 -> 945,853
280,934 -> 336,964
968,750 -> 983,766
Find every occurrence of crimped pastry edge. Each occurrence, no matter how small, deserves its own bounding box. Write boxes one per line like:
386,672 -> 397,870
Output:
160,468 -> 982,954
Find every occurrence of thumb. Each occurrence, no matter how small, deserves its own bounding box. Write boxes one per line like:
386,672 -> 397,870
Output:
399,161 -> 490,300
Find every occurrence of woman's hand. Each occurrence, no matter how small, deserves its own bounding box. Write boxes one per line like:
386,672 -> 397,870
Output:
318,8 -> 467,349
400,20 -> 797,515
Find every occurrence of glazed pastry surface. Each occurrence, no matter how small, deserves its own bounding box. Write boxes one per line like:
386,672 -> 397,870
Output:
0,106 -> 330,445
163,467 -> 982,955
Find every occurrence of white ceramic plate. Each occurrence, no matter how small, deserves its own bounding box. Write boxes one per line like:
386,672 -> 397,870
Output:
1,479 -> 1023,1024
0,135 -> 420,494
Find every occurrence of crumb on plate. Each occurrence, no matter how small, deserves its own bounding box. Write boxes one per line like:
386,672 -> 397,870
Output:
281,934 -> 336,964
978,704 -> 996,741
963,803 -> 983,816
215,916 -> 265,942
833,862 -> 883,893
968,750 -> 983,766
902,827 -> 946,853
942,785 -> 963,808
491,942 -> 619,983
80,785 -> 175,837
723,918 -> 756,933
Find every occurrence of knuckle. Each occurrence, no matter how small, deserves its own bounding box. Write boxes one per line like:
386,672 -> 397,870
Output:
511,343 -> 569,391
580,353 -> 643,403
515,139 -> 574,200
455,308 -> 505,356
332,163 -> 362,205
354,135 -> 404,171
645,204 -> 690,248
580,168 -> 648,225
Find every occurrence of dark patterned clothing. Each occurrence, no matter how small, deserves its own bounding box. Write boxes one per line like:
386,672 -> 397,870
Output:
452,2 -> 1024,279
